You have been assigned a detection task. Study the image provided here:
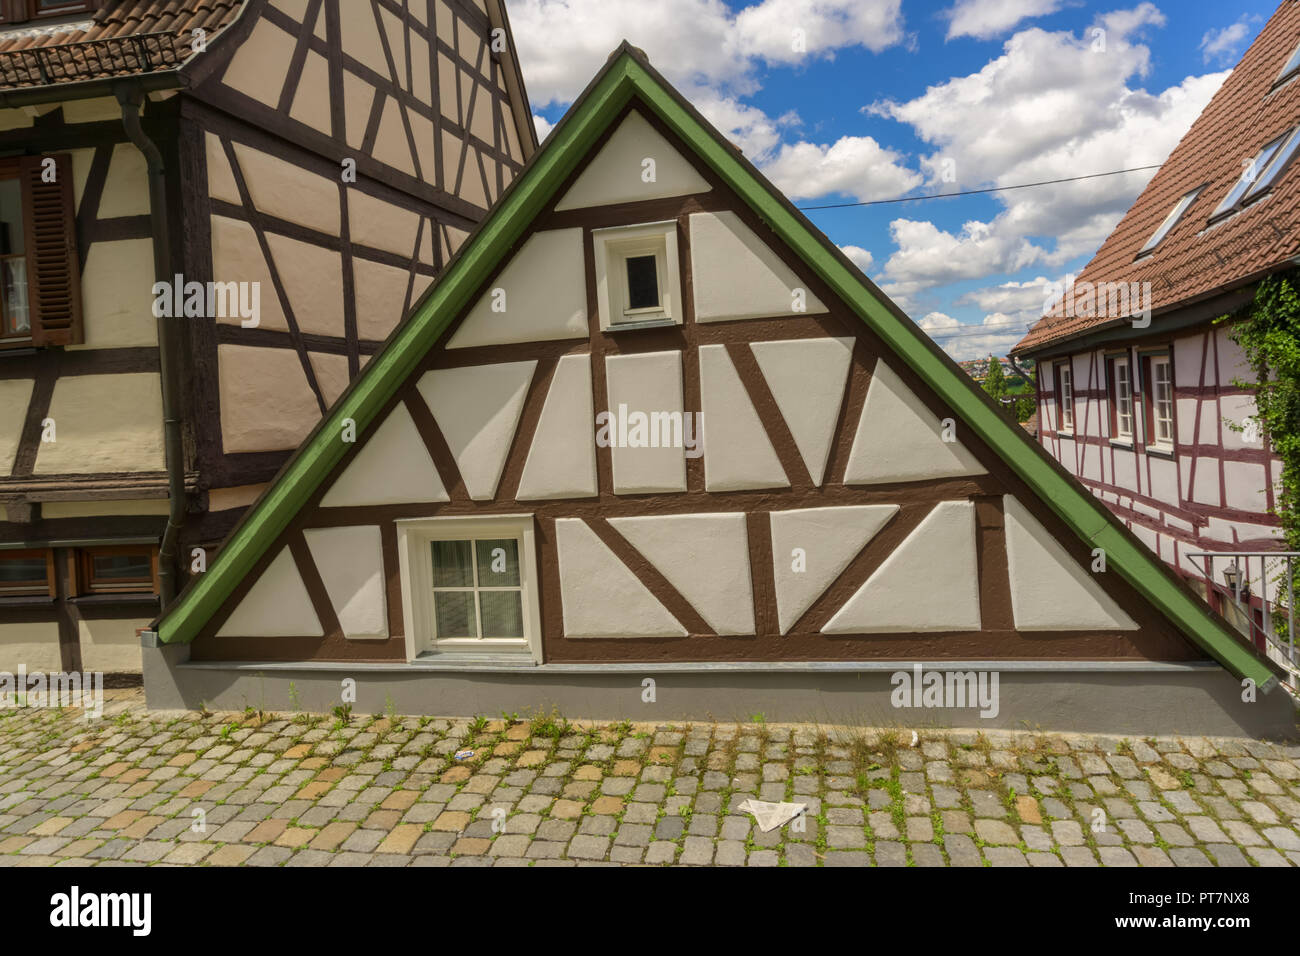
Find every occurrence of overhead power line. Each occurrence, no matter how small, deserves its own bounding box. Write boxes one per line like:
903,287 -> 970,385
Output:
797,164 -> 1163,210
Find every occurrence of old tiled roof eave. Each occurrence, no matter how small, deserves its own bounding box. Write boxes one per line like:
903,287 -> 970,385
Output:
0,0 -> 248,100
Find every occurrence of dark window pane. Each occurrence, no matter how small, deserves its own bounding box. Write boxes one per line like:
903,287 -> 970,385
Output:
0,556 -> 45,586
431,540 -> 474,587
0,179 -> 23,257
478,591 -> 523,638
475,538 -> 520,587
433,590 -> 477,638
625,254 -> 659,310
91,553 -> 151,581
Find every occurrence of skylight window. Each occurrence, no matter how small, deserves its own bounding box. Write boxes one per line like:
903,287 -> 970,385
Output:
1243,125 -> 1300,203
1136,186 -> 1201,257
1277,38 -> 1300,86
1210,134 -> 1287,221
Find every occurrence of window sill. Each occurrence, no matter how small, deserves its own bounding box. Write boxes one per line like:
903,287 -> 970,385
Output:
1146,445 -> 1176,460
1109,438 -> 1134,449
0,595 -> 55,607
69,593 -> 159,608
605,316 -> 679,333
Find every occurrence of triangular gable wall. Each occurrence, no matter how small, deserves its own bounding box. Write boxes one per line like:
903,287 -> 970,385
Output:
160,47 -> 1275,689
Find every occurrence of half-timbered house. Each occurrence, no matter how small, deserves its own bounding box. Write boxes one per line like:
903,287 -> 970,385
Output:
145,45 -> 1289,736
1011,1 -> 1298,657
0,0 -> 535,676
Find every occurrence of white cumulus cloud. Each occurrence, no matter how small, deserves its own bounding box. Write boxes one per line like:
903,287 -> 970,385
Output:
943,0 -> 1066,41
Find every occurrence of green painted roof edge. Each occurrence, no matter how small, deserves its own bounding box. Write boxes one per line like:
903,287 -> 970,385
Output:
158,47 -> 1277,691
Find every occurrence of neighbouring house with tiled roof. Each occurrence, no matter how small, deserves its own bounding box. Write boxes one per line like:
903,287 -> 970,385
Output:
1012,0 -> 1300,651
0,0 -> 536,676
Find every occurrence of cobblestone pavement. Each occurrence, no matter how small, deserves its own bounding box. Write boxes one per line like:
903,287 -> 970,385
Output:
1,690 -> 1299,867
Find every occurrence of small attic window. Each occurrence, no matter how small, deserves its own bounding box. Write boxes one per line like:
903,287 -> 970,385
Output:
1275,37 -> 1300,88
1135,186 -> 1201,258
1243,125 -> 1300,203
593,220 -> 682,330
1209,133 -> 1287,222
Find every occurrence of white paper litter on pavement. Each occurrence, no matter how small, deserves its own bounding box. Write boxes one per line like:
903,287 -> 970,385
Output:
737,799 -> 807,832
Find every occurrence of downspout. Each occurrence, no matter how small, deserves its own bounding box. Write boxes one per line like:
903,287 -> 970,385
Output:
116,83 -> 184,606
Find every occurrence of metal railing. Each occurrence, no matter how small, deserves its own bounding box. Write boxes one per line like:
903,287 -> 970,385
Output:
0,31 -> 183,89
1187,550 -> 1298,694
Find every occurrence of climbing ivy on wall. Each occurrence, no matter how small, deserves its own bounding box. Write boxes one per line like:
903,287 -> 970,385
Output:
1224,271 -> 1300,551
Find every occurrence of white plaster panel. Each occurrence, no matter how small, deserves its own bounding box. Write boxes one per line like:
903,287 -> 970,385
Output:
1002,495 -> 1137,631
823,501 -> 980,633
77,239 -> 159,347
221,19 -> 295,108
604,351 -> 687,494
1148,456 -> 1178,502
322,403 -> 447,507
555,111 -> 711,210
217,547 -> 323,638
305,525 -> 388,640
97,143 -> 149,218
698,344 -> 787,492
348,188 -> 423,258
266,232 -> 345,337
1175,397 -> 1198,446
289,49 -> 332,134
1192,458 -> 1221,506
844,360 -> 985,484
1196,400 -> 1218,445
0,621 -> 61,673
78,618 -> 144,674
690,211 -> 827,322
209,215 -> 288,332
517,353 -> 598,500
232,142 -> 341,237
1219,393 -> 1261,452
0,378 -> 33,473
1223,460 -> 1268,514
217,345 -> 319,455
750,337 -> 853,485
609,513 -> 754,635
554,518 -> 686,639
35,373 -> 164,474
770,505 -> 898,634
375,97 -> 417,176
417,361 -> 536,500
448,228 -> 588,348
1112,450 -> 1137,492
352,255 -> 414,341
340,0 -> 389,73
1129,521 -> 1158,551
205,132 -> 240,204
1216,326 -> 1252,383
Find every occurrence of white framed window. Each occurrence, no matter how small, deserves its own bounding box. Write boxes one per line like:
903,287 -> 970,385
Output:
1148,354 -> 1175,448
1276,38 -> 1300,88
1136,186 -> 1200,257
1109,355 -> 1133,440
593,220 -> 681,330
396,514 -> 542,661
1211,134 -> 1288,221
1054,361 -> 1074,433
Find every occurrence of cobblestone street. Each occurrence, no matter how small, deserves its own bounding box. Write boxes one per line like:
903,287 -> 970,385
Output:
0,691 -> 1298,867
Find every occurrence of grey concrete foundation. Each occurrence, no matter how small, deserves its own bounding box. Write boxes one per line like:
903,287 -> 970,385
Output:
142,642 -> 1298,739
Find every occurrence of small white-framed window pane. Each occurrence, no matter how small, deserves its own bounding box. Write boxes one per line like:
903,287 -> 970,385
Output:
1060,368 -> 1073,429
475,538 -> 520,587
624,254 -> 660,311
478,590 -> 524,638
1154,360 -> 1174,442
1213,137 -> 1285,218
434,590 -> 477,638
1115,362 -> 1133,436
1245,126 -> 1300,201
431,540 -> 474,587
1137,188 -> 1199,255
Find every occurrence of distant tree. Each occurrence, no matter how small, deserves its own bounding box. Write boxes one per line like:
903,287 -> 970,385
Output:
982,354 -> 1007,403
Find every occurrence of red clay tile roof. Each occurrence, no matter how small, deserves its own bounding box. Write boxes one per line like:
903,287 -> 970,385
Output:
0,0 -> 243,89
1014,0 -> 1300,355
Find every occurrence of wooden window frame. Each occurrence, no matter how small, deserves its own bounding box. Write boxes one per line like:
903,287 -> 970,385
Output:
0,547 -> 55,597
1053,360 -> 1074,435
1106,352 -> 1134,442
0,153 -> 82,349
0,1 -> 97,24
75,545 -> 159,595
1141,350 -> 1176,450
396,514 -> 542,662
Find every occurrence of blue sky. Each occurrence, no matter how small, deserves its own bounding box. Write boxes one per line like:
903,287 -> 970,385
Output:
506,0 -> 1280,359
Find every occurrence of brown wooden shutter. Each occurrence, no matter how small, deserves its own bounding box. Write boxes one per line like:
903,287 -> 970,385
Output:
21,153 -> 82,347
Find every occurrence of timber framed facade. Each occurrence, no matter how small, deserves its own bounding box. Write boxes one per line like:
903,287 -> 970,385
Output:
147,46 -> 1289,737
0,0 -> 536,676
